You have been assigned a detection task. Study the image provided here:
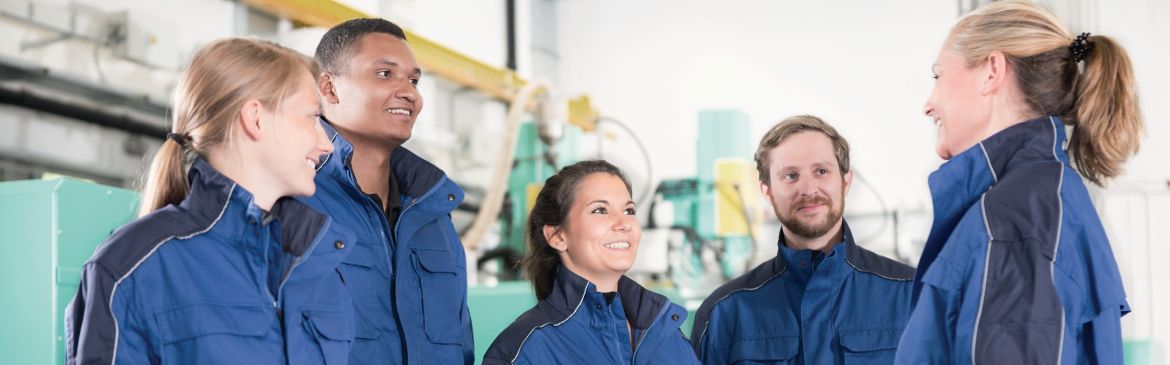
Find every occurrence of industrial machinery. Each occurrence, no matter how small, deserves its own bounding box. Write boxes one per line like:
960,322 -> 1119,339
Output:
0,178 -> 139,364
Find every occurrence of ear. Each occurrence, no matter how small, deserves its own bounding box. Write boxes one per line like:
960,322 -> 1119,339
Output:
759,180 -> 773,204
319,72 -> 340,105
543,225 -> 567,252
981,51 -> 1010,96
238,99 -> 264,141
842,169 -> 854,196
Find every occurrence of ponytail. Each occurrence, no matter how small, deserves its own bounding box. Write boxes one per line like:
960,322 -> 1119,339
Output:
137,139 -> 190,216
1070,35 -> 1143,185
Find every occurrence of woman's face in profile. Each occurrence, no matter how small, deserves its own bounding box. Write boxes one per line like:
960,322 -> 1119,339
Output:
924,44 -> 993,160
551,173 -> 641,282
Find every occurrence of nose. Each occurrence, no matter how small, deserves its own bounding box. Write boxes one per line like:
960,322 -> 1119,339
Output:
795,177 -> 820,198
395,79 -> 420,104
923,103 -> 934,118
613,216 -> 634,232
314,122 -> 334,155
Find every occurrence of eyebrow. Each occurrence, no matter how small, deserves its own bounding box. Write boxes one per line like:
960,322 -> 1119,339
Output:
777,161 -> 835,170
588,199 -> 637,206
374,59 -> 422,76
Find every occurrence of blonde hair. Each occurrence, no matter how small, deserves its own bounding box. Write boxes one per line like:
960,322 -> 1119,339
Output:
950,0 -> 1143,185
138,38 -> 317,216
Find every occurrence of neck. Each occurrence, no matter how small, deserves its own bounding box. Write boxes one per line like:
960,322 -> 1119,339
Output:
782,220 -> 844,253
334,125 -> 399,206
206,150 -> 279,211
982,86 -> 1038,142
564,261 -> 621,293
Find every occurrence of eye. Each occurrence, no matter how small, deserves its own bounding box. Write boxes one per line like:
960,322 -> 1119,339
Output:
931,73 -> 939,80
783,172 -> 798,181
816,168 -> 830,176
376,70 -> 390,78
591,207 -> 608,214
410,78 -> 420,86
624,207 -> 636,216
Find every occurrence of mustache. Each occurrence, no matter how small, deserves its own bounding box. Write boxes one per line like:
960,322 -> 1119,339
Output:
793,196 -> 831,209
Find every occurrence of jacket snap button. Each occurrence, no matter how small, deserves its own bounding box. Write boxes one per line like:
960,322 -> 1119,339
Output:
447,193 -> 455,202
672,313 -> 680,321
595,304 -> 602,310
334,240 -> 345,249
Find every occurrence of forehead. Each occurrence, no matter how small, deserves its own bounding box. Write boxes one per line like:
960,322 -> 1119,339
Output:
768,131 -> 837,168
572,173 -> 631,205
349,33 -> 417,67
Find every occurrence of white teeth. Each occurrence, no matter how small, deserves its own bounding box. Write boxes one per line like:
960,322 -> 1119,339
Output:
604,241 -> 630,249
935,119 -> 943,127
306,159 -> 316,169
388,108 -> 410,116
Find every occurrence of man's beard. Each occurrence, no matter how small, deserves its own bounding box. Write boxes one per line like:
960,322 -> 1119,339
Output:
776,194 -> 843,239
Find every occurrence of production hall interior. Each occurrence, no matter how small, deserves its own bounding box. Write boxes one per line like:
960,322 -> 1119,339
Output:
0,0 -> 1168,364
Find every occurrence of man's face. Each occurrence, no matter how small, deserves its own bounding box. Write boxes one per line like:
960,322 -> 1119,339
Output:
321,32 -> 423,146
759,131 -> 852,241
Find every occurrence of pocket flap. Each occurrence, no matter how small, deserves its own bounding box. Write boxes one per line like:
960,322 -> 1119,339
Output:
414,249 -> 458,274
339,241 -> 380,269
839,329 -> 903,352
304,310 -> 355,341
156,303 -> 272,344
729,336 -> 799,362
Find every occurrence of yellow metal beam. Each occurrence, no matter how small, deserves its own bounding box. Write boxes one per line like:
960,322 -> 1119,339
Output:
241,0 -> 597,131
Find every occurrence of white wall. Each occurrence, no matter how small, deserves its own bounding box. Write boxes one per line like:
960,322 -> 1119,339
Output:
556,0 -> 957,216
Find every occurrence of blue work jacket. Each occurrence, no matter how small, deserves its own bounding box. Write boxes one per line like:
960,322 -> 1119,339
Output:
895,117 -> 1130,364
65,158 -> 357,364
692,223 -> 914,364
483,266 -> 698,364
301,119 -> 473,364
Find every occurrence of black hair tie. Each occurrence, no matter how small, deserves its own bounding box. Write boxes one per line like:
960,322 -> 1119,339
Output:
1069,32 -> 1094,63
166,132 -> 192,147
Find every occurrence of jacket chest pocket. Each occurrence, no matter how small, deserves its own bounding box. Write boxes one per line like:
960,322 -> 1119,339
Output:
411,248 -> 464,344
154,303 -> 275,362
838,328 -> 902,364
303,310 -> 355,365
337,240 -> 392,340
728,336 -> 799,365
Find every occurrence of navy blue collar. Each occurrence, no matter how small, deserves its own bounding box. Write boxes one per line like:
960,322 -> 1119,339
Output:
318,117 -> 446,199
775,221 -> 911,280
540,266 -> 668,330
184,158 -> 327,256
915,116 -> 1068,303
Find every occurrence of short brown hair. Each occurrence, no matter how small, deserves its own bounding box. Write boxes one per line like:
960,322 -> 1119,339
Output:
754,115 -> 850,185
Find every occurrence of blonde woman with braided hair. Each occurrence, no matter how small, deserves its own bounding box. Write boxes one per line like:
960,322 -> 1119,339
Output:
897,1 -> 1142,364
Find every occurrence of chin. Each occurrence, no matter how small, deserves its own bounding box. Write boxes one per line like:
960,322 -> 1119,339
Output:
291,182 -> 316,198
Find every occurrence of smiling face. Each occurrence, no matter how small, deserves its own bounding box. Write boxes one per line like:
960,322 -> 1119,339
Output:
256,72 -> 334,197
759,131 -> 852,242
924,44 -> 993,160
321,32 -> 422,147
547,173 -> 641,286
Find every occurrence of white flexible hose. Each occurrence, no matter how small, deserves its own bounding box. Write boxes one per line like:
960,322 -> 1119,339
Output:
461,79 -> 552,250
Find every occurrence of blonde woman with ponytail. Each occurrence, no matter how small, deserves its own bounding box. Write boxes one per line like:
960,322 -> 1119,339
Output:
65,38 -> 355,364
898,1 -> 1142,364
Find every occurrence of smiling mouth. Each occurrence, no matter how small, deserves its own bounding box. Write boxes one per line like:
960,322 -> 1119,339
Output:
386,108 -> 412,116
603,241 -> 631,249
305,157 -> 319,169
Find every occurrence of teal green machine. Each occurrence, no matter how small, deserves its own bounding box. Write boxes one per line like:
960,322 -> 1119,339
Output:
653,109 -> 759,282
0,178 -> 139,365
466,120 -> 581,362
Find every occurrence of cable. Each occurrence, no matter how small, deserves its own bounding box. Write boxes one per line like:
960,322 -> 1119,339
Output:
597,116 -> 654,205
848,168 -> 891,244
460,79 -> 552,250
